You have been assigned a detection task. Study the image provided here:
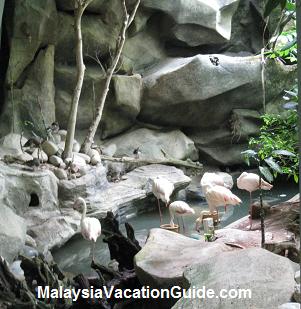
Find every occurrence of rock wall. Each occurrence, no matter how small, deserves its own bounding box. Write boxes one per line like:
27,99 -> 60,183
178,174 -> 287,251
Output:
0,0 -> 297,166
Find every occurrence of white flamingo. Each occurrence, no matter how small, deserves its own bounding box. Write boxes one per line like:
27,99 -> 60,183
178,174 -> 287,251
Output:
169,201 -> 195,233
237,172 -> 273,228
151,176 -> 174,224
73,197 -> 102,262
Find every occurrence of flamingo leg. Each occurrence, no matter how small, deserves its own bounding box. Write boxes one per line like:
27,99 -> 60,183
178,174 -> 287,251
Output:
92,242 -> 96,262
181,216 -> 186,235
157,198 -> 163,225
249,191 -> 253,230
176,216 -> 180,228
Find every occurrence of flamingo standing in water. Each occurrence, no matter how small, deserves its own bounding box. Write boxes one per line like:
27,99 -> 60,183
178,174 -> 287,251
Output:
169,201 -> 195,233
237,172 -> 273,228
73,197 -> 102,262
151,176 -> 174,224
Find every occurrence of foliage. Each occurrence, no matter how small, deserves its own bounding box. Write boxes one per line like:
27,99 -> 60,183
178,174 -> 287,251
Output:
242,86 -> 298,183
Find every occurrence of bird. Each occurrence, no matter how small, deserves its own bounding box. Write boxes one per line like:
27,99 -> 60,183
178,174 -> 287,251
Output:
73,197 -> 102,262
151,176 -> 174,225
205,184 -> 241,214
133,147 -> 141,159
237,172 -> 273,229
169,201 -> 195,233
200,172 -> 230,195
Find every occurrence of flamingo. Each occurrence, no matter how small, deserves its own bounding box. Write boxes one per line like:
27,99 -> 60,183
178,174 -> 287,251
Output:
169,201 -> 195,233
73,197 -> 102,262
205,184 -> 241,214
237,172 -> 273,228
195,210 -> 218,232
151,176 -> 174,224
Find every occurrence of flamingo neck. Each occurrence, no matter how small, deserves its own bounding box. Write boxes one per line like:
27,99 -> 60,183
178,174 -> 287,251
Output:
169,209 -> 175,227
81,201 -> 87,222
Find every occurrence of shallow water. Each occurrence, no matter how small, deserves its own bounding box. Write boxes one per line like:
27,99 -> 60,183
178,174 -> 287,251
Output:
52,180 -> 298,275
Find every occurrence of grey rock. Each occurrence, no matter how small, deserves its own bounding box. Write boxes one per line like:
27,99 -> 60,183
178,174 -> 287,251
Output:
58,130 -> 67,141
72,141 -> 81,153
32,149 -> 48,163
173,248 -> 296,309
42,140 -> 59,157
0,205 -> 26,262
102,144 -> 117,157
22,245 -> 38,259
293,284 -> 301,303
0,162 -> 58,215
0,133 -> 28,152
295,270 -> 300,284
143,0 -> 239,47
49,155 -> 64,167
53,168 -> 68,180
25,234 -> 37,248
103,128 -> 198,161
75,152 -> 91,164
134,228 -> 232,307
9,260 -> 25,281
90,154 -> 101,165
16,152 -> 34,162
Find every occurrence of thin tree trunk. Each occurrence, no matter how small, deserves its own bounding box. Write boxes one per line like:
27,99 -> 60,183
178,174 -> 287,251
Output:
81,0 -> 140,154
63,0 -> 93,159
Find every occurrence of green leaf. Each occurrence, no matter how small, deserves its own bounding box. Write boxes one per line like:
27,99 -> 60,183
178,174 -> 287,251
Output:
293,173 -> 298,183
259,166 -> 274,183
272,149 -> 296,157
264,157 -> 283,173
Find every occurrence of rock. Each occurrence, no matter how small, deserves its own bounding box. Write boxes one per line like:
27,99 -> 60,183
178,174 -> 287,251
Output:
103,128 -> 198,161
42,140 -> 59,157
90,154 -> 101,165
0,162 -> 58,214
0,205 -> 27,262
72,141 -> 81,153
49,155 -> 65,168
65,154 -> 86,167
53,168 -> 68,180
16,152 -> 34,162
173,248 -> 297,309
102,144 -> 117,157
87,148 -> 100,159
55,66 -> 143,138
0,133 -> 28,152
278,303 -> 301,309
32,149 -> 48,162
5,0 -> 57,84
55,0 -> 105,13
22,245 -> 38,259
143,0 -> 239,47
58,130 -> 67,141
2,44 -> 56,136
134,228 -> 232,293
51,133 -> 61,144
9,260 -> 25,281
25,234 -> 37,248
293,284 -> 301,303
295,271 -> 300,284
75,152 -> 91,164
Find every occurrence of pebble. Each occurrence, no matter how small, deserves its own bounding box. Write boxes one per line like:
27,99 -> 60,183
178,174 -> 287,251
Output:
49,155 -> 64,167
53,168 -> 68,180
41,140 -> 59,157
32,149 -> 48,162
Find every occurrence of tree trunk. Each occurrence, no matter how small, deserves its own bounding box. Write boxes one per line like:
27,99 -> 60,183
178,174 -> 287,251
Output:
80,0 -> 140,154
63,0 -> 93,159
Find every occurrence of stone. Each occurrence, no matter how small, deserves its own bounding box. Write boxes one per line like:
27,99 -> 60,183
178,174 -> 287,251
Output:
87,149 -> 100,159
143,0 -> 239,47
90,154 -> 101,165
0,162 -> 58,214
103,128 -> 198,161
65,154 -> 86,167
72,141 -> 81,153
0,133 -> 28,152
141,55 -> 296,129
25,235 -> 37,248
55,66 -> 143,138
32,149 -> 48,163
9,260 -> 25,281
49,155 -> 64,167
58,130 -> 67,141
16,152 -> 34,162
134,228 -> 232,293
5,0 -> 57,84
42,140 -> 59,157
1,45 -> 56,136
51,133 -> 61,144
278,303 -> 301,309
0,205 -> 27,263
75,152 -> 91,164
295,271 -> 300,284
293,284 -> 301,303
53,168 -> 68,180
173,248 -> 297,309
102,144 -> 117,157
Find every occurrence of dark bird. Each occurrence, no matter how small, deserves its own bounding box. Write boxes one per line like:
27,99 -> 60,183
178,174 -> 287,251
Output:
133,147 -> 141,159
46,122 -> 60,134
209,56 -> 219,66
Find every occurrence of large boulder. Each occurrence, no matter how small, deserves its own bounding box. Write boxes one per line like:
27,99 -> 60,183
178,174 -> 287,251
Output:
103,128 -> 199,161
5,0 -> 57,84
140,55 -> 296,128
134,228 -> 232,307
0,205 -> 27,262
1,45 -> 56,136
142,0 -> 239,47
173,248 -> 297,309
55,65 -> 142,138
0,162 -> 58,215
